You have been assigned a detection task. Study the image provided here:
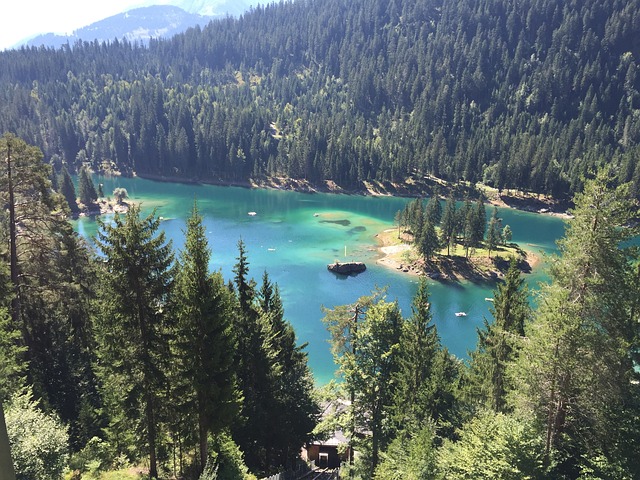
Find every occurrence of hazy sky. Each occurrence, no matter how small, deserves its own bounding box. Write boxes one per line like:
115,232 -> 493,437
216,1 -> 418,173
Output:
3,0 -> 150,50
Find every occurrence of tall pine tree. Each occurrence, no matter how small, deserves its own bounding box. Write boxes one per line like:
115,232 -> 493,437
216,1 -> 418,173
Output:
172,202 -> 239,475
94,205 -> 174,479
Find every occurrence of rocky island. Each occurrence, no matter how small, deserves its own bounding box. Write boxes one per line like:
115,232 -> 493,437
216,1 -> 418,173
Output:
327,261 -> 367,275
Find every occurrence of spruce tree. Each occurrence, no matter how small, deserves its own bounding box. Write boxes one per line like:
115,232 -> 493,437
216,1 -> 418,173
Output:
77,166 -> 98,207
230,240 -> 271,472
418,219 -> 439,262
468,259 -> 530,413
59,166 -> 78,214
425,194 -> 442,226
471,198 -> 486,247
509,169 -> 640,476
486,207 -> 502,258
258,274 -> 318,469
94,205 -> 174,479
172,202 -> 239,474
440,196 -> 457,256
1,135 -> 101,449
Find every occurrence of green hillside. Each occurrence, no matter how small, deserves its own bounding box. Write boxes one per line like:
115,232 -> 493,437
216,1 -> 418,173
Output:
1,0 -> 640,196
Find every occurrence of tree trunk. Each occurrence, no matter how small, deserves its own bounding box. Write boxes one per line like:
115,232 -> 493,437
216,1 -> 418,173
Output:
198,405 -> 208,475
146,393 -> 158,479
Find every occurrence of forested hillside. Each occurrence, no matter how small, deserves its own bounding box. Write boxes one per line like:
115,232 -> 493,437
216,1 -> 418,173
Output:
1,0 -> 640,197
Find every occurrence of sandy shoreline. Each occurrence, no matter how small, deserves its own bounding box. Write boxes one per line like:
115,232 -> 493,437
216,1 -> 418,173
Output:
374,229 -> 544,281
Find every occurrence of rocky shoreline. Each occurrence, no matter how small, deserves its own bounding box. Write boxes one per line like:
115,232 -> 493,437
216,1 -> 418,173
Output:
133,172 -> 573,219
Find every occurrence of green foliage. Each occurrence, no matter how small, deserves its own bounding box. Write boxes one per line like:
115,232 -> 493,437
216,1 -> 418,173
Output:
78,167 -> 98,206
1,134 -> 103,450
171,202 -> 239,474
2,0 -> 638,196
0,307 -> 26,403
323,290 -> 404,476
508,169 -> 640,475
486,207 -> 502,257
94,204 -> 174,478
502,224 -> 512,244
417,219 -> 439,261
425,196 -> 442,227
5,387 -> 70,480
391,278 -> 461,436
200,432 -> 253,480
438,412 -> 545,480
467,259 -> 530,413
68,437 -> 112,476
374,423 -> 438,480
59,166 -> 79,214
112,188 -> 128,203
440,196 -> 457,256
231,243 -> 318,473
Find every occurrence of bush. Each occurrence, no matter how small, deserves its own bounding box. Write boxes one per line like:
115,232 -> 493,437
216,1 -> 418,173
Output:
5,387 -> 69,480
199,432 -> 255,480
68,436 -> 112,475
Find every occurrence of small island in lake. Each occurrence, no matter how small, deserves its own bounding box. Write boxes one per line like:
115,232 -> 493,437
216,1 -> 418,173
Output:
327,261 -> 367,275
376,198 -> 540,282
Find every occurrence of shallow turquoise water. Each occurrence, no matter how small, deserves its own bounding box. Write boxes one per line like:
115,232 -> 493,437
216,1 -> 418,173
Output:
76,176 -> 567,385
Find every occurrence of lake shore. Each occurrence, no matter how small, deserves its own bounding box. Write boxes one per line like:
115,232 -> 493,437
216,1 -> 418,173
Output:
134,172 -> 573,219
374,228 -> 542,282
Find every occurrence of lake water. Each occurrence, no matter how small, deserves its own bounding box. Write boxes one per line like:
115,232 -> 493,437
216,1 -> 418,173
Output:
76,176 -> 567,385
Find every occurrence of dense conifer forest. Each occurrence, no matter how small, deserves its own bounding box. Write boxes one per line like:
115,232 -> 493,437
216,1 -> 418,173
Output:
1,0 -> 640,196
3,0 -> 640,478
2,136 -> 638,479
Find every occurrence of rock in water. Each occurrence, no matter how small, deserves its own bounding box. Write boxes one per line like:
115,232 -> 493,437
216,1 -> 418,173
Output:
327,261 -> 367,275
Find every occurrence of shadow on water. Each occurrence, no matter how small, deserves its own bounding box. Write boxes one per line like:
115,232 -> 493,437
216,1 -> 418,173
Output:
320,219 -> 351,226
328,271 -> 367,280
348,226 -> 367,234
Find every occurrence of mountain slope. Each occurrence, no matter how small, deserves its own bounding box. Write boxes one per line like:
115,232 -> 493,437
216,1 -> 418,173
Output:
24,5 -> 213,48
2,0 -> 640,198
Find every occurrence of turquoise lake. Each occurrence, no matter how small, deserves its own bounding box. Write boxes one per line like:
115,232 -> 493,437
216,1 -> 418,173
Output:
76,176 -> 567,385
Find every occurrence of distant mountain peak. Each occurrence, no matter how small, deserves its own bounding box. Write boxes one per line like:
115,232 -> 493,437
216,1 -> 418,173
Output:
21,1 -> 262,49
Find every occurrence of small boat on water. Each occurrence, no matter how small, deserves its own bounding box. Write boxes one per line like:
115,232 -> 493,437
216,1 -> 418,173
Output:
248,211 -> 257,216
455,312 -> 467,317
485,297 -> 494,302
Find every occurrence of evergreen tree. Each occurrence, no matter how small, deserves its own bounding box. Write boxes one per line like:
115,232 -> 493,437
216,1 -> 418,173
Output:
425,194 -> 442,226
374,422 -> 438,480
440,196 -> 457,256
258,273 -> 319,469
468,259 -> 530,413
323,290 -> 403,477
172,202 -> 239,475
509,169 -> 640,476
59,166 -> 78,214
438,412 -> 544,479
418,218 -> 439,262
486,207 -> 502,258
94,205 -> 174,479
408,198 -> 424,239
462,202 -> 475,258
1,134 -> 101,449
391,278 -> 459,433
471,199 -> 486,247
230,240 -> 271,472
77,167 -> 98,207
502,225 -> 513,245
